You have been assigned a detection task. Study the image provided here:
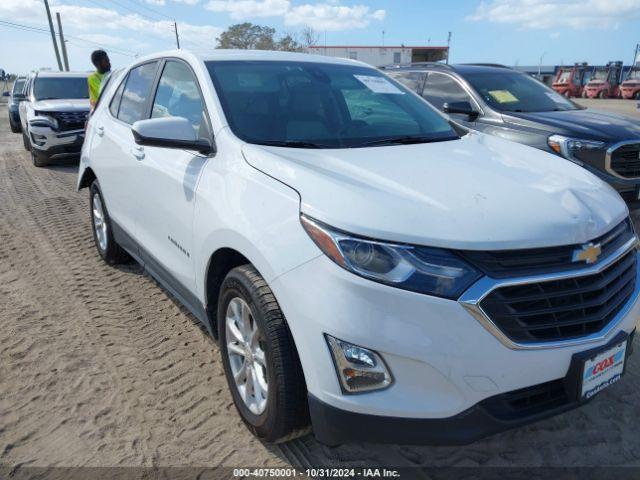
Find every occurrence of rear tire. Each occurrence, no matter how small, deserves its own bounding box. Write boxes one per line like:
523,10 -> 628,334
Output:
218,265 -> 310,443
89,180 -> 130,265
598,90 -> 608,99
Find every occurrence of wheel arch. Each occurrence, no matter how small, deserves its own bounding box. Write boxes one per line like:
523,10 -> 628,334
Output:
78,166 -> 97,190
204,247 -> 252,339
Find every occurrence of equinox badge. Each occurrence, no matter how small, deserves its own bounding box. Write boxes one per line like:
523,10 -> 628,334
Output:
572,242 -> 602,264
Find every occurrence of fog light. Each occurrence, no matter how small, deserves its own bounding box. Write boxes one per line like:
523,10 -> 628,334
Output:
325,335 -> 393,393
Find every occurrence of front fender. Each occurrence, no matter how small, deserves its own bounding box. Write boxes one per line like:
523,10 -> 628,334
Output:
192,129 -> 321,305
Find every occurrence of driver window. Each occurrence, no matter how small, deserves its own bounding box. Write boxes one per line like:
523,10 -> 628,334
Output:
422,72 -> 473,111
152,60 -> 207,137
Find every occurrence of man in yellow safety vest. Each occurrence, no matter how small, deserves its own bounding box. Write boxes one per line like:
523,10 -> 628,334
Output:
88,50 -> 111,111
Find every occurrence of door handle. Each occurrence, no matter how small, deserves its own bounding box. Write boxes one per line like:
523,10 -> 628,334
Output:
96,125 -> 104,137
130,146 -> 145,160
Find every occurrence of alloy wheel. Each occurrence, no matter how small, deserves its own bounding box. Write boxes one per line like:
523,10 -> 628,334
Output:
92,193 -> 108,252
225,297 -> 268,415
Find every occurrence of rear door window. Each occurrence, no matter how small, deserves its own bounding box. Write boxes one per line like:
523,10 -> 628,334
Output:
391,72 -> 426,94
422,72 -> 474,111
117,62 -> 159,125
109,75 -> 127,118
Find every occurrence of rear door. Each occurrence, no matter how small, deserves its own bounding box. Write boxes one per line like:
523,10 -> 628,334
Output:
130,58 -> 211,298
91,61 -> 159,249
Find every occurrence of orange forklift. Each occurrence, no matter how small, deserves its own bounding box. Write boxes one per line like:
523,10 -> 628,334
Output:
552,62 -> 589,97
582,61 -> 624,98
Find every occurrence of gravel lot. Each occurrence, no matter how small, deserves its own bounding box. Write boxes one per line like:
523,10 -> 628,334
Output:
1,98 -> 640,478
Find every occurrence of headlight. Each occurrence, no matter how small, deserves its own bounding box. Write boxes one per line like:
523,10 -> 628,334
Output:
301,215 -> 481,299
30,111 -> 58,130
547,134 -> 604,163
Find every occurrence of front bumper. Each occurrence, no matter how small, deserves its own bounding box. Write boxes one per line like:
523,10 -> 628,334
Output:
310,330 -> 635,446
584,87 -> 605,98
272,250 -> 640,444
572,149 -> 640,207
620,87 -> 640,99
29,126 -> 84,161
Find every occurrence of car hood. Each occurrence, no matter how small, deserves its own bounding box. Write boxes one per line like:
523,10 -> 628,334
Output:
242,132 -> 627,250
32,98 -> 90,112
504,108 -> 640,143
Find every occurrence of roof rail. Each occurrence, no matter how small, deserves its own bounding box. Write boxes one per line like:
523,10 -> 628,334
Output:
380,61 -> 452,70
459,63 -> 510,68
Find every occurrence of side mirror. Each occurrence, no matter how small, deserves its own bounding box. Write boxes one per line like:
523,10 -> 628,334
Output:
131,117 -> 214,155
443,101 -> 479,120
2,91 -> 9,97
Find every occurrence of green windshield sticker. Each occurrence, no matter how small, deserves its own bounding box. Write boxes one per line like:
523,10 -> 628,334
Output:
488,90 -> 519,103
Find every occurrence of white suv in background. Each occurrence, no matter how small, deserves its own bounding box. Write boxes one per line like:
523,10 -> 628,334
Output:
20,71 -> 90,167
78,50 -> 639,445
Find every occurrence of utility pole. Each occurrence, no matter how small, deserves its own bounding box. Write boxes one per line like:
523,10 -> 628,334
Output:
43,0 -> 63,71
174,21 -> 180,49
538,51 -> 547,76
446,31 -> 451,64
56,12 -> 70,71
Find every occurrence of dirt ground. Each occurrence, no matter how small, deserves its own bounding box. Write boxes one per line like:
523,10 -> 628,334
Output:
574,98 -> 640,117
1,99 -> 639,477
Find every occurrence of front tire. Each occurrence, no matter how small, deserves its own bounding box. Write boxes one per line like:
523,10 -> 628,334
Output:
89,180 -> 129,265
22,131 -> 30,151
598,90 -> 608,99
31,149 -> 48,167
218,265 -> 310,443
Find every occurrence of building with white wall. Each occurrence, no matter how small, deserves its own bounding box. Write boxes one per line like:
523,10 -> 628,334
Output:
306,45 -> 448,67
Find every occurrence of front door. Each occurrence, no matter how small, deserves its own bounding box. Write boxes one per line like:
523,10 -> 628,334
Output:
131,59 -> 210,298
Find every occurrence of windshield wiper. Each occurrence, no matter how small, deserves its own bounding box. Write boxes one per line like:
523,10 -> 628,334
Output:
257,140 -> 333,149
353,135 -> 454,148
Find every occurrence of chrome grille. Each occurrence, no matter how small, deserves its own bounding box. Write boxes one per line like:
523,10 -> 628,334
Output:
49,110 -> 88,131
459,219 -> 634,278
610,143 -> 640,178
479,251 -> 637,343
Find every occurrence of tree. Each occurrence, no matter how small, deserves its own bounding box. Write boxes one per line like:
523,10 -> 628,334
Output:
217,23 -> 276,50
217,23 -> 303,52
300,27 -> 319,48
275,34 -> 303,52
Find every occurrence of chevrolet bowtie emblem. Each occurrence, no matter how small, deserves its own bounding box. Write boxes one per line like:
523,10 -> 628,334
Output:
572,242 -> 602,264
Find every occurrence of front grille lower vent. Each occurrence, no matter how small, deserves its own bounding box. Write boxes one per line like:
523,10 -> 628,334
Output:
479,251 -> 637,343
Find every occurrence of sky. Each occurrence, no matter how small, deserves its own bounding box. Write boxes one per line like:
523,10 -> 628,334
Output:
1,0 -> 639,74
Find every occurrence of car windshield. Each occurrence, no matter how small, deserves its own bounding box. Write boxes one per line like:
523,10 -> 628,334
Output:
557,71 -> 571,83
34,77 -> 89,100
13,79 -> 26,94
205,61 -> 458,148
464,71 -> 581,113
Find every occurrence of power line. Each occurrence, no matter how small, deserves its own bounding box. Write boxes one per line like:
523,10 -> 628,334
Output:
128,0 -> 173,21
0,19 -> 137,57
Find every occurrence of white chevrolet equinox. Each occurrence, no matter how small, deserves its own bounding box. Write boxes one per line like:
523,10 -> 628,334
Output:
78,50 -> 639,445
